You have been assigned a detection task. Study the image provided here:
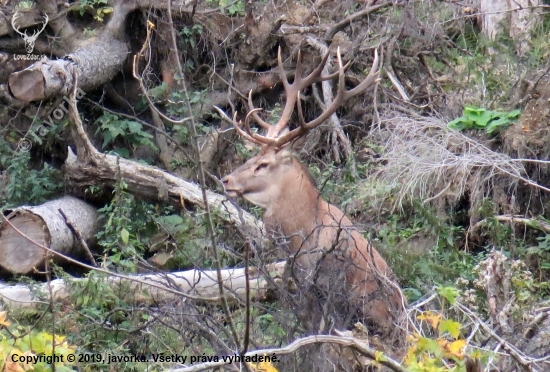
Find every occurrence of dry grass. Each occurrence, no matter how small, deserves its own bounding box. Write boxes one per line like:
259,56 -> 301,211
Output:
371,113 -> 550,217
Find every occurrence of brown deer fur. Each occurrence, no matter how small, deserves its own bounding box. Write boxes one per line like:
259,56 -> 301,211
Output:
221,47 -> 403,336
222,146 -> 404,335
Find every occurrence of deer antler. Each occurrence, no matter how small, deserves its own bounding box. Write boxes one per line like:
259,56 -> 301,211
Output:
233,47 -> 380,148
11,13 -> 49,37
11,12 -> 25,37
36,13 -> 49,35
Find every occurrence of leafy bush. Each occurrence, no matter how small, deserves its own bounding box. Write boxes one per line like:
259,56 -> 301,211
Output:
95,111 -> 156,157
448,106 -> 520,134
0,311 -> 76,372
95,189 -> 154,272
0,140 -> 62,208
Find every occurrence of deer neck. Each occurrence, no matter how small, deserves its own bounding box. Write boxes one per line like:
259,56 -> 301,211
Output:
263,159 -> 325,251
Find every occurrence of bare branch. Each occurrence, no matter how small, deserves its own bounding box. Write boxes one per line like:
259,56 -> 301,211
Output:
166,334 -> 408,372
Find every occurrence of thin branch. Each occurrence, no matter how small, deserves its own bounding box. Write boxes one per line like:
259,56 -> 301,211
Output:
165,0 -> 243,353
166,334 -> 408,372
457,303 -> 537,372
324,2 -> 394,42
58,209 -> 97,267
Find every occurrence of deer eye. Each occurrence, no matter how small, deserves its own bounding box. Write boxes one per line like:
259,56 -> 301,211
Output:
254,162 -> 269,175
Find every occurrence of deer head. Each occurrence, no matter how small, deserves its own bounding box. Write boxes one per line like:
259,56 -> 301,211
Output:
11,12 -> 49,54
221,47 -> 379,212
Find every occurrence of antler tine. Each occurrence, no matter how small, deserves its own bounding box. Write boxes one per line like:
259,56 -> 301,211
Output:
38,13 -> 49,33
247,90 -> 272,131
231,112 -> 265,146
299,48 -> 332,87
263,47 -> 302,138
273,48 -> 380,147
245,48 -> 293,139
241,47 -> 379,148
247,47 -> 333,141
244,109 -> 277,146
346,48 -> 380,97
315,60 -> 351,82
11,13 -> 24,36
296,91 -> 307,131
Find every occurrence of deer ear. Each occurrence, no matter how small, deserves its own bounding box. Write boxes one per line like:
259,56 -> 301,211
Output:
275,135 -> 306,157
275,146 -> 297,166
288,135 -> 308,152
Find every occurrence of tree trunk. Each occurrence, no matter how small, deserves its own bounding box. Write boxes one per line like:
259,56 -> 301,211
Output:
0,196 -> 98,274
0,261 -> 285,310
8,34 -> 128,102
509,0 -> 540,55
479,0 -> 540,54
63,146 -> 266,243
480,0 -> 508,41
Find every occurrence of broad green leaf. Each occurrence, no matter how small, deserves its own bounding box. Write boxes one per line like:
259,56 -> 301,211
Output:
463,106 -> 486,115
437,286 -> 460,305
448,117 -> 470,130
467,110 -> 493,128
127,121 -> 143,133
505,109 -> 521,118
120,228 -> 130,244
439,319 -> 462,339
485,116 -> 512,134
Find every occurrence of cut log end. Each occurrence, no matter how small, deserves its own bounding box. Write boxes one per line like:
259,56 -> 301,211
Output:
0,212 -> 50,274
8,68 -> 46,102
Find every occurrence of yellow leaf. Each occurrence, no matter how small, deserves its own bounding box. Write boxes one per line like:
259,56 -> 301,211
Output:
4,351 -> 27,372
446,339 -> 466,358
436,338 -> 448,349
403,347 -> 417,365
52,334 -> 66,345
249,361 -> 279,372
0,311 -> 12,327
417,311 -> 442,330
19,351 -> 36,371
374,350 -> 387,362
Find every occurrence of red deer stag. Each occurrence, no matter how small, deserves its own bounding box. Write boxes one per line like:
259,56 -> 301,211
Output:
221,48 -> 404,336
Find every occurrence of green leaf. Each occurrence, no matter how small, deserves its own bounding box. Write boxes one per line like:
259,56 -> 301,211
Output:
448,117 -> 470,130
463,106 -> 486,115
127,121 -> 143,134
467,110 -> 493,128
120,228 -> 130,244
439,319 -> 462,339
448,106 -> 520,133
485,116 -> 511,134
437,285 -> 460,305
505,109 -> 521,119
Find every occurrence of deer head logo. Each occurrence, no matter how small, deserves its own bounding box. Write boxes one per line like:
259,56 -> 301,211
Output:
11,12 -> 49,54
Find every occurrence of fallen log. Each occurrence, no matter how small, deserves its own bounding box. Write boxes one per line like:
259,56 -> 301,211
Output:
0,196 -> 98,274
0,261 -> 285,310
62,73 -> 266,244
